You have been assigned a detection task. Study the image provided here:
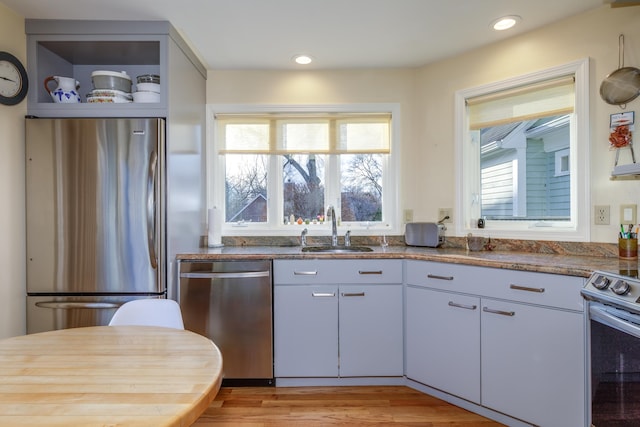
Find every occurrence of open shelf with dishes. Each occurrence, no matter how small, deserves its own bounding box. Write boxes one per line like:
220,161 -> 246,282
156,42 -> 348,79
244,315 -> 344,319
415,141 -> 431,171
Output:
26,21 -> 175,118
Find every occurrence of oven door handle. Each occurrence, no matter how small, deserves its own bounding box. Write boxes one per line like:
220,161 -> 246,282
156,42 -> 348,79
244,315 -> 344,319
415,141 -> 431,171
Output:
590,304 -> 640,339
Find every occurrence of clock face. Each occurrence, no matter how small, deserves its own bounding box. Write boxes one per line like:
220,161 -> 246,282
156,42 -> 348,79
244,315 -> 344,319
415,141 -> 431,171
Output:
0,60 -> 23,97
0,52 -> 28,105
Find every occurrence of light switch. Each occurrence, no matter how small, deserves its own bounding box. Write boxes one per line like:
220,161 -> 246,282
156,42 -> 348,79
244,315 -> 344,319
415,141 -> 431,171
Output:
620,204 -> 637,225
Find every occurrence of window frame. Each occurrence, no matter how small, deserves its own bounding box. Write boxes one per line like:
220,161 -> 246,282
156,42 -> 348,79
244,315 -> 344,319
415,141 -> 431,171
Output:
454,58 -> 590,241
206,104 -> 401,237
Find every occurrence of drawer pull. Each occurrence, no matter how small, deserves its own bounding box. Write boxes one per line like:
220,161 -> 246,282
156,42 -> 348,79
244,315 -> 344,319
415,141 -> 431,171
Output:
294,270 -> 318,276
510,284 -> 545,293
342,292 -> 366,297
358,270 -> 383,275
448,301 -> 477,310
427,274 -> 454,281
483,307 -> 515,317
312,292 -> 335,297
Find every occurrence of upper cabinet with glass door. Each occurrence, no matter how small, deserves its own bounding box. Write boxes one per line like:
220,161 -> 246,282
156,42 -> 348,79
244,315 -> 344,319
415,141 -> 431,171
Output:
25,19 -> 206,118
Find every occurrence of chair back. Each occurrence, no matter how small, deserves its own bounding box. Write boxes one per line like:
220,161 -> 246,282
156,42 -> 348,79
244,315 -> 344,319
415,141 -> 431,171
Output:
109,299 -> 185,329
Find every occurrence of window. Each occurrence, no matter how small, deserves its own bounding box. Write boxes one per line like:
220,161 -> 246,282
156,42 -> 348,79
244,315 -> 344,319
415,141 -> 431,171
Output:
208,105 -> 399,236
455,59 -> 590,241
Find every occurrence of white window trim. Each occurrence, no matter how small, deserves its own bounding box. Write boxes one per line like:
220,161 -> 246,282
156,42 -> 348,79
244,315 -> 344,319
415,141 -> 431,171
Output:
206,104 -> 401,237
454,58 -> 590,241
555,148 -> 570,177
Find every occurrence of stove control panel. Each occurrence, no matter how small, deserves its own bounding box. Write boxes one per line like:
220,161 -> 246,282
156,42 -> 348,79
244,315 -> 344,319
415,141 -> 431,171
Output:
583,271 -> 640,314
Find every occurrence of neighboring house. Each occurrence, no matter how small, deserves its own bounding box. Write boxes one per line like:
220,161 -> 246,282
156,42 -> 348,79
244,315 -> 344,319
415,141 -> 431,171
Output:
228,194 -> 268,223
480,115 -> 570,220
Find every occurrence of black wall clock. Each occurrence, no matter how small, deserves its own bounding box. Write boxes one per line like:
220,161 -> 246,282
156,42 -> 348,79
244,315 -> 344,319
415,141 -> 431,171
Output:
0,51 -> 28,106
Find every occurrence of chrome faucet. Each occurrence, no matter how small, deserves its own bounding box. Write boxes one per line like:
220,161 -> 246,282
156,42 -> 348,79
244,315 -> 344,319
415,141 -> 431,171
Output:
300,228 -> 308,247
327,205 -> 338,246
344,230 -> 351,247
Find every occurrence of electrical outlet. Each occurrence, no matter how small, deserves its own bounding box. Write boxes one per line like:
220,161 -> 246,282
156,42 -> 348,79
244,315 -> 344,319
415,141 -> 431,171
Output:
594,205 -> 610,225
620,204 -> 637,225
404,209 -> 413,223
438,208 -> 452,223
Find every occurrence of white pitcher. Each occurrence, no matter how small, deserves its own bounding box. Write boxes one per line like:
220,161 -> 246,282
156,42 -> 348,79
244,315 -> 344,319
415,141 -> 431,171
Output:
44,76 -> 81,103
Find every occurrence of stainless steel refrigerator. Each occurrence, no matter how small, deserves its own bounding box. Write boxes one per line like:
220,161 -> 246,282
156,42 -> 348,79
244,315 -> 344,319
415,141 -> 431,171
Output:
25,118 -> 166,334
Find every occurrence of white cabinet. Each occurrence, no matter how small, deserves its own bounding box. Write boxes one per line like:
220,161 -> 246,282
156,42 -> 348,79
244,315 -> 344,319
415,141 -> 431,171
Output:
274,259 -> 403,378
481,298 -> 585,427
406,286 -> 480,403
339,284 -> 403,377
405,260 -> 585,427
273,285 -> 339,377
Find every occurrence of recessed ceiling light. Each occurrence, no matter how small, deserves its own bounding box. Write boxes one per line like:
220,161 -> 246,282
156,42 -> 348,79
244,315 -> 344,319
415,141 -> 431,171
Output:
293,54 -> 313,65
491,15 -> 521,31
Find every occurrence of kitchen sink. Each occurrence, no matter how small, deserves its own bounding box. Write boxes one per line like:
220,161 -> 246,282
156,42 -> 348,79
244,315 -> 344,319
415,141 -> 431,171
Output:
301,245 -> 373,253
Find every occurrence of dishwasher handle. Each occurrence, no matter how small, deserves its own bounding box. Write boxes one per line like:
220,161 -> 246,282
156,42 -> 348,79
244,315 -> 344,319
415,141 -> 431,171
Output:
180,271 -> 271,279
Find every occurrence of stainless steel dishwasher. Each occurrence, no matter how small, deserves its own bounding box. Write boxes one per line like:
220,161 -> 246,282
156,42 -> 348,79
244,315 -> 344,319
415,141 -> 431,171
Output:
178,260 -> 273,386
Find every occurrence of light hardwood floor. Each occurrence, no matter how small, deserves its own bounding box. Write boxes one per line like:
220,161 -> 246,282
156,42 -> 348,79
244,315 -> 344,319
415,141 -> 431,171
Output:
193,386 -> 505,426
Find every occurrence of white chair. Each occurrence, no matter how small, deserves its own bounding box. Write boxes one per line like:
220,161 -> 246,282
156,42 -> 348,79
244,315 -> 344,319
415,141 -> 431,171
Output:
108,299 -> 185,329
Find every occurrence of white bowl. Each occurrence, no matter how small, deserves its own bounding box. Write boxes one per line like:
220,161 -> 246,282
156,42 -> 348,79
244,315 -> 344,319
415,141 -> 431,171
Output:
136,82 -> 160,93
133,91 -> 160,103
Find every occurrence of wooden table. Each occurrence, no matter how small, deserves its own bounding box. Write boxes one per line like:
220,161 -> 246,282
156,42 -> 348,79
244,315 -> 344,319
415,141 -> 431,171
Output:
0,325 -> 223,426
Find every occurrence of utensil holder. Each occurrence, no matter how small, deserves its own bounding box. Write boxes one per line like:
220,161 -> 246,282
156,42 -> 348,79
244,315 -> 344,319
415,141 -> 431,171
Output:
619,237 -> 638,259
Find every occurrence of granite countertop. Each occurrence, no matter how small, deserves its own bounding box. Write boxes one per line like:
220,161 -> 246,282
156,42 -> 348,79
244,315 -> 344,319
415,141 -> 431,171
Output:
177,245 -> 637,278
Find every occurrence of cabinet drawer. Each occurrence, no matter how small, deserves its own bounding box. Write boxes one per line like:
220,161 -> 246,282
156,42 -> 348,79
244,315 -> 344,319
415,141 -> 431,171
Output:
274,259 -> 402,284
406,260 -> 482,293
406,260 -> 584,311
484,269 -> 584,311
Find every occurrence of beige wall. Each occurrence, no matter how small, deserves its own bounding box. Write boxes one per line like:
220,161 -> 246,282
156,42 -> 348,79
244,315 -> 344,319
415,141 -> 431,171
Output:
207,5 -> 640,244
412,4 -> 640,243
0,2 -> 26,338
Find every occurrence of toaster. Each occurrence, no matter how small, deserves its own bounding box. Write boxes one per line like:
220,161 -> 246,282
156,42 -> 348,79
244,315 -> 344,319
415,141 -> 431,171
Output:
405,222 -> 445,247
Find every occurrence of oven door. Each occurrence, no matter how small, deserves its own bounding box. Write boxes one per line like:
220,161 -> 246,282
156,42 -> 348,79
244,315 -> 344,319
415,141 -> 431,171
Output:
589,302 -> 640,427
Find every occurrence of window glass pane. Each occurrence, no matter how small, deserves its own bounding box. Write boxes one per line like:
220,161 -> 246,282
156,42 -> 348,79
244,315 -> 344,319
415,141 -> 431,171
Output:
283,154 -> 325,222
479,114 -> 570,221
340,154 -> 383,221
280,122 -> 329,152
225,154 -> 268,222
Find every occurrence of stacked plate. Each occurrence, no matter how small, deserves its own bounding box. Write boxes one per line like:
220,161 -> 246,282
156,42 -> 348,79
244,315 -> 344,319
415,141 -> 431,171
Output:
86,89 -> 133,103
133,74 -> 160,103
87,70 -> 133,103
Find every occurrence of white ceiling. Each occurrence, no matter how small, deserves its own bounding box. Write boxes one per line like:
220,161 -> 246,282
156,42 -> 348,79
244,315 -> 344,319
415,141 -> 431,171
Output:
1,0 -> 608,70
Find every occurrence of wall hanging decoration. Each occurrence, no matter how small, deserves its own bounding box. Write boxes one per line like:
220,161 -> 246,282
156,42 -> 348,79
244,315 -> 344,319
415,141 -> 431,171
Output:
611,111 -> 639,176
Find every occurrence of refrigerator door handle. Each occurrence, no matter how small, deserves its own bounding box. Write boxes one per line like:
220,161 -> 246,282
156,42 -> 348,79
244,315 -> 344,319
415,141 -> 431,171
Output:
35,301 -> 123,310
147,150 -> 158,270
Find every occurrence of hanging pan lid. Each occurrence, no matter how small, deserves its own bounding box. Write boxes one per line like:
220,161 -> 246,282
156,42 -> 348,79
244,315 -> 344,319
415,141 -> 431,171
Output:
600,34 -> 640,107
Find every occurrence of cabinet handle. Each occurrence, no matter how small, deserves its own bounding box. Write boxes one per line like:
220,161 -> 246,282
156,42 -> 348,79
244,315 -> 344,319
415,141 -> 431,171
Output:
482,306 -> 515,317
294,270 -> 318,275
358,270 -> 382,275
342,292 -> 366,297
448,301 -> 477,310
427,274 -> 454,281
510,284 -> 545,293
312,292 -> 335,297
